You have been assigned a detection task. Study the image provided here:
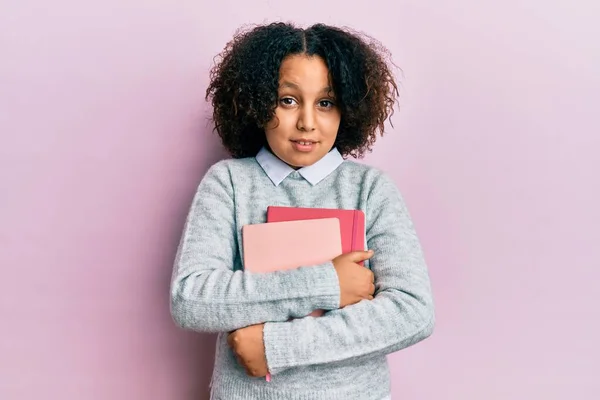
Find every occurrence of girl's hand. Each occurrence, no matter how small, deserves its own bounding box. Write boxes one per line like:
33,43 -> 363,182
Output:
332,250 -> 376,307
227,324 -> 269,378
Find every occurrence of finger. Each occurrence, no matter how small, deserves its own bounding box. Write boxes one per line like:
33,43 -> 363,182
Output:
347,250 -> 374,263
370,283 -> 376,295
368,295 -> 374,300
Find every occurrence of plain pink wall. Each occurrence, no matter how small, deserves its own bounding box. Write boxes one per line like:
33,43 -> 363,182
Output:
1,0 -> 599,399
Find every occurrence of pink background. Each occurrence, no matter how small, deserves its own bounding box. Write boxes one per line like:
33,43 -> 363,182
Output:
1,0 -> 599,399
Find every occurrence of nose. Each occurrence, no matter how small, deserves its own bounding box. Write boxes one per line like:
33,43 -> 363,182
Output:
297,105 -> 316,132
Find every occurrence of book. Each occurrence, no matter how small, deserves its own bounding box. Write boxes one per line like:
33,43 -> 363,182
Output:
266,206 -> 366,263
242,217 -> 343,273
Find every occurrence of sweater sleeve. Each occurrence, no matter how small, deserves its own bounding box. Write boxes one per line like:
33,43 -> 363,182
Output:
170,162 -> 341,333
262,172 -> 435,375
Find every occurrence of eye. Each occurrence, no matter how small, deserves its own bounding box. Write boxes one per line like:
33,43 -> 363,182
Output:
318,100 -> 335,108
279,97 -> 297,106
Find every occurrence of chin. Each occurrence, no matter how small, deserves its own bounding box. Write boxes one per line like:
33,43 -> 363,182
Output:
268,142 -> 329,168
284,159 -> 309,169
285,153 -> 321,168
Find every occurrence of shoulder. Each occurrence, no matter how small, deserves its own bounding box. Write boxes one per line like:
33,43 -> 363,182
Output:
338,160 -> 399,194
198,156 -> 261,191
203,156 -> 260,179
337,160 -> 408,221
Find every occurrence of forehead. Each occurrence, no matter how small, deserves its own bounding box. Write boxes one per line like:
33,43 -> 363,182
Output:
278,55 -> 331,90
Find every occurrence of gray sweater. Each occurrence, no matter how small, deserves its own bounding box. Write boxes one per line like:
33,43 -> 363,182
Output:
170,152 -> 435,400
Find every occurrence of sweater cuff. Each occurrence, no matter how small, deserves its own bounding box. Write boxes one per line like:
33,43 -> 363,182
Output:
263,320 -> 296,375
304,261 -> 340,311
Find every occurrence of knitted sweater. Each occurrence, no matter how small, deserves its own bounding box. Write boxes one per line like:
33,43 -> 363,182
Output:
170,150 -> 435,400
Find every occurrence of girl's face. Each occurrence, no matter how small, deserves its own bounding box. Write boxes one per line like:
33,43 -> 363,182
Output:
265,54 -> 341,169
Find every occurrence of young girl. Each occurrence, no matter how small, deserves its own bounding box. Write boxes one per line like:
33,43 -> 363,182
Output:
170,22 -> 435,400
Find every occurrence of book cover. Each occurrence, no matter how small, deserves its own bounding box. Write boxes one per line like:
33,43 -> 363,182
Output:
242,218 -> 343,273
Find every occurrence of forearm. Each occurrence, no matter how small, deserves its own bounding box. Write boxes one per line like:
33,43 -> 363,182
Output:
170,261 -> 340,333
263,284 -> 434,374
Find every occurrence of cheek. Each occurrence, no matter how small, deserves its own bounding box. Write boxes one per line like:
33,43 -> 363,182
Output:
322,113 -> 341,137
264,114 -> 279,132
266,111 -> 293,135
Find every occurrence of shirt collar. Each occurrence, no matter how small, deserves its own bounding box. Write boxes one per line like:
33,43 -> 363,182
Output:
255,146 -> 344,186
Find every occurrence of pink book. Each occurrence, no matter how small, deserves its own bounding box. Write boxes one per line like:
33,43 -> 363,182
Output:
242,218 -> 343,382
267,206 -> 366,264
242,217 -> 342,273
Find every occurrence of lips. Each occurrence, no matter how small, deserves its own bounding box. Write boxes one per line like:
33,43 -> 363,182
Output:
291,139 -> 318,144
290,139 -> 318,152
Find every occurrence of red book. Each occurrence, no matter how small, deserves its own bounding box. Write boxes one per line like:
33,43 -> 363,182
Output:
266,206 -> 366,260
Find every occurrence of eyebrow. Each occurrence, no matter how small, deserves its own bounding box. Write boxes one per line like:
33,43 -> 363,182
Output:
279,81 -> 333,95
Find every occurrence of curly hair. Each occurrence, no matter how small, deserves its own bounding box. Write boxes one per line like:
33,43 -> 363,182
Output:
205,22 -> 399,159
